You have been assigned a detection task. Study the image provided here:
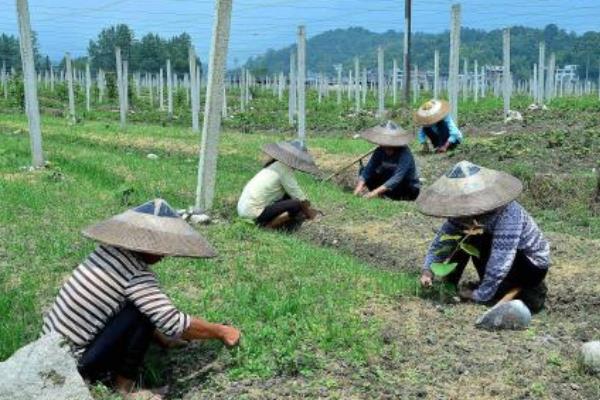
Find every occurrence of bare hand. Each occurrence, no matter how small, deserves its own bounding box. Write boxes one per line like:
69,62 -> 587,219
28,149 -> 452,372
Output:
220,325 -> 241,347
354,182 -> 366,196
420,271 -> 433,288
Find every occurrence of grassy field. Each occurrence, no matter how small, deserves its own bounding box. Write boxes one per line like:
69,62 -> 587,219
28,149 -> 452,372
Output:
1,90 -> 599,399
0,114 -> 418,377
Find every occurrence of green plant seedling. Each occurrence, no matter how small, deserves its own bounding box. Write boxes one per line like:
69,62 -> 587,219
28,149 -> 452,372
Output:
430,262 -> 458,278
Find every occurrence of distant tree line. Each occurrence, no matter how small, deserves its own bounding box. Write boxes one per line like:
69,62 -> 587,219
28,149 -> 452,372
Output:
245,25 -> 600,81
0,24 -> 200,75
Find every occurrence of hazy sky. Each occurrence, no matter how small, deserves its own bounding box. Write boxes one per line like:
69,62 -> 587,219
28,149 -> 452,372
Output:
1,0 -> 599,65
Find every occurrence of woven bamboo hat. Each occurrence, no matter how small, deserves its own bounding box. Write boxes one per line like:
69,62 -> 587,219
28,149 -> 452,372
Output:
414,99 -> 450,126
416,161 -> 523,218
360,120 -> 412,147
82,199 -> 217,258
262,140 -> 321,176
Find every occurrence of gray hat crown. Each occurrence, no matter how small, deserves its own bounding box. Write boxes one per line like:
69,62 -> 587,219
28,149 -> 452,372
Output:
446,160 -> 482,179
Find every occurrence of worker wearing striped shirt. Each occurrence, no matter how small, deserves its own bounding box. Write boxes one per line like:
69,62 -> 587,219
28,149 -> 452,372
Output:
42,199 -> 240,400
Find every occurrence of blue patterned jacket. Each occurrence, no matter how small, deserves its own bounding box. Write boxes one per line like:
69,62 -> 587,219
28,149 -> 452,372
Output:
423,201 -> 551,302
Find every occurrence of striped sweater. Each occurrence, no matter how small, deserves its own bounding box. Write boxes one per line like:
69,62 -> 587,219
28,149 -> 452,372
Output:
42,245 -> 191,353
423,201 -> 551,302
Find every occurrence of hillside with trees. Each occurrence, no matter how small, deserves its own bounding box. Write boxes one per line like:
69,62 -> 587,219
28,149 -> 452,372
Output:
245,25 -> 600,80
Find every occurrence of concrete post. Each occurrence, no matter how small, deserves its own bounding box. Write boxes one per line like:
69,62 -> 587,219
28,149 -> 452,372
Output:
433,49 -> 439,99
402,0 -> 412,103
392,58 -> 398,105
195,0 -> 232,212
462,58 -> 468,100
538,42 -> 545,104
546,53 -> 555,101
288,52 -> 296,125
297,25 -> 306,145
533,64 -> 538,102
1,61 -> 7,100
355,57 -> 361,111
278,71 -> 284,101
98,69 -> 104,103
362,68 -> 367,104
239,69 -> 245,111
502,28 -> 511,118
85,62 -> 91,112
115,47 -> 126,128
49,64 -> 54,92
16,0 -> 43,167
159,68 -> 164,111
167,59 -> 173,118
336,64 -> 342,105
347,70 -> 352,101
65,52 -> 76,122
123,60 -> 129,118
474,59 -> 479,103
377,46 -> 384,117
189,46 -> 199,132
449,3 -> 461,122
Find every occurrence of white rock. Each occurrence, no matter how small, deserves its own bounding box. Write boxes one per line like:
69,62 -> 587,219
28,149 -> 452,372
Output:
352,134 -> 361,139
0,333 -> 92,400
147,153 -> 159,160
491,130 -> 507,136
504,110 -> 523,124
579,341 -> 600,374
189,213 -> 211,224
475,300 -> 531,330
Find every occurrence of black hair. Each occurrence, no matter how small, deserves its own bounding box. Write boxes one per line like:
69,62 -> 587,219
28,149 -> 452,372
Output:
263,158 -> 276,168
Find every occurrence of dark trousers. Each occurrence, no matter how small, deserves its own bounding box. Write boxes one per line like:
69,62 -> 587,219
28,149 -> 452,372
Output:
255,195 -> 304,227
423,121 -> 459,150
78,302 -> 154,381
445,234 -> 548,312
364,173 -> 420,201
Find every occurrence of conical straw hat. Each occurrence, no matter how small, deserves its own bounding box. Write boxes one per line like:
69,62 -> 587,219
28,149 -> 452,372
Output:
262,140 -> 321,176
360,120 -> 413,147
414,99 -> 450,126
82,199 -> 217,258
416,161 -> 523,218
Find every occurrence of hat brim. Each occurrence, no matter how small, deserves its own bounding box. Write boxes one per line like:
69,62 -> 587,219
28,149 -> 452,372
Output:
360,127 -> 413,147
262,143 -> 321,176
82,210 -> 217,258
416,170 -> 523,218
414,100 -> 450,126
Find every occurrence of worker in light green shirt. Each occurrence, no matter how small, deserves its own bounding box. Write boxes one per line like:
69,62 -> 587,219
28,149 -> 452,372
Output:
238,140 -> 320,229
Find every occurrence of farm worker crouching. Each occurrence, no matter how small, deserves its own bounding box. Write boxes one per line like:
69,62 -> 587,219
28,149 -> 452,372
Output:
414,99 -> 463,153
237,140 -> 320,229
353,120 -> 421,201
417,161 -> 551,313
42,199 -> 240,400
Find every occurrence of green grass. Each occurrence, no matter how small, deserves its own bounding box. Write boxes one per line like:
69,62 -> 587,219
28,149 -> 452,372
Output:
1,88 -> 599,395
0,113 -> 419,379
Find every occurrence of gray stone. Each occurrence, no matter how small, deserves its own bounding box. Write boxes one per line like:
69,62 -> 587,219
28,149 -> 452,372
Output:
146,153 -> 159,160
504,110 -> 523,123
475,300 -> 531,330
0,333 -> 92,400
579,341 -> 600,374
189,213 -> 211,224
